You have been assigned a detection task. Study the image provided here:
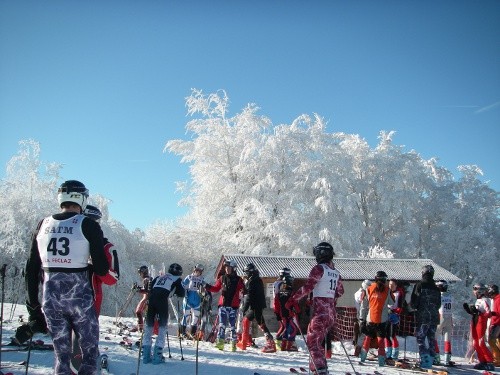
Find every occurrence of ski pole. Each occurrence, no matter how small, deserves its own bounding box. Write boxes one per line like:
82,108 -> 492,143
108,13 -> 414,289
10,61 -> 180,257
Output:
135,326 -> 145,375
165,324 -> 172,359
195,294 -> 205,375
339,338 -> 358,375
115,286 -> 136,325
176,299 -> 184,360
24,335 -> 33,375
0,264 -> 6,368
8,266 -> 21,322
292,315 -> 319,375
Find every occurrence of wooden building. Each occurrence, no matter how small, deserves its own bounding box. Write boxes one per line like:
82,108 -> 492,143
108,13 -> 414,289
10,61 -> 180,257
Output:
211,254 -> 461,335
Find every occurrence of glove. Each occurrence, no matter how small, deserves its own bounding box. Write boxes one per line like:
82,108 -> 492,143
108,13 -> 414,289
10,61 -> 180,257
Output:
15,303 -> 48,344
470,305 -> 478,314
132,282 -> 138,290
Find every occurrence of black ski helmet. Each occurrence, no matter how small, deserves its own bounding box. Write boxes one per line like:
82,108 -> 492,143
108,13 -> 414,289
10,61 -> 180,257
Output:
168,263 -> 183,276
278,267 -> 291,278
487,284 -> 499,297
224,260 -> 237,269
473,283 -> 487,298
83,204 -> 102,221
283,275 -> 294,287
436,280 -> 448,292
313,242 -> 335,264
422,264 -> 435,277
243,263 -> 257,277
375,271 -> 388,283
138,265 -> 148,275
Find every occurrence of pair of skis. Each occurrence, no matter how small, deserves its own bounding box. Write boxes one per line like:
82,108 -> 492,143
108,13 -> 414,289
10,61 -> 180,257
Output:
253,368 -> 307,375
0,341 -> 54,352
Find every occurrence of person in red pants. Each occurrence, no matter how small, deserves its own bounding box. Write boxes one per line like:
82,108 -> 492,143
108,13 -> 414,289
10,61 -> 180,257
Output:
487,284 -> 500,367
134,265 -> 153,332
464,283 -> 495,371
434,280 -> 454,366
285,242 -> 344,375
237,263 -> 276,353
83,205 -> 120,316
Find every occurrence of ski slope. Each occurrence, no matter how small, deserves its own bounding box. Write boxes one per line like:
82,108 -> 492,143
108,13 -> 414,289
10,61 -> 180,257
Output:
0,304 -> 484,375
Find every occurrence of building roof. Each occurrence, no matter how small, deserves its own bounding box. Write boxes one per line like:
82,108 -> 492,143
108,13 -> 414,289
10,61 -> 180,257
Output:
217,254 -> 461,282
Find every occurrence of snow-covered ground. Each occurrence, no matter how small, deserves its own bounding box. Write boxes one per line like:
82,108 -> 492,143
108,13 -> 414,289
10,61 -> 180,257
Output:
0,304 -> 485,374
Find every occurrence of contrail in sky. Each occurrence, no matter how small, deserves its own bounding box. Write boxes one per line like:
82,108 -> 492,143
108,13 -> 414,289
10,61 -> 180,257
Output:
475,100 -> 500,114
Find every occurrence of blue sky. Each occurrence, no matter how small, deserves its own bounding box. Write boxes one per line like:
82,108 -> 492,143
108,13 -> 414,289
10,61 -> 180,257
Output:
1,1 -> 499,231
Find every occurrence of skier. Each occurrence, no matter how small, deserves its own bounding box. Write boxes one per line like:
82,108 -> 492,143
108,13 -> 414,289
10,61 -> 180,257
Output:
434,279 -> 453,366
272,267 -> 291,347
409,265 -> 441,370
180,264 -> 205,339
204,259 -> 245,351
83,204 -> 120,316
25,180 -> 109,375
198,285 -> 213,340
385,279 -> 403,362
464,283 -> 495,371
285,242 -> 344,375
134,265 -> 152,332
352,279 -> 372,357
142,263 -> 185,364
237,263 -> 276,353
487,284 -> 500,367
275,274 -> 299,351
359,270 -> 394,366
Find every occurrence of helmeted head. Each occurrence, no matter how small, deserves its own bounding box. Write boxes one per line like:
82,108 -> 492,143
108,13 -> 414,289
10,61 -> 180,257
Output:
436,280 -> 448,292
473,283 -> 487,298
313,242 -> 335,264
224,259 -> 237,274
57,180 -> 89,211
487,284 -> 499,297
361,279 -> 372,290
193,264 -> 204,274
422,264 -> 435,278
168,263 -> 183,276
375,271 -> 388,285
83,204 -> 102,222
278,267 -> 291,279
138,265 -> 149,276
243,263 -> 257,278
282,275 -> 294,289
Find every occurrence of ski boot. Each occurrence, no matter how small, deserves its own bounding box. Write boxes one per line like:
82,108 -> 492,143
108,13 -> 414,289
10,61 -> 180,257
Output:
419,353 -> 432,369
386,346 -> 393,360
280,339 -> 289,351
392,347 -> 399,360
288,341 -> 298,351
152,346 -> 164,364
142,345 -> 152,364
178,325 -> 187,338
215,338 -> 225,351
236,318 -> 250,350
261,335 -> 277,353
433,353 -> 441,365
359,348 -> 368,363
312,366 -> 328,375
378,355 -> 386,366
